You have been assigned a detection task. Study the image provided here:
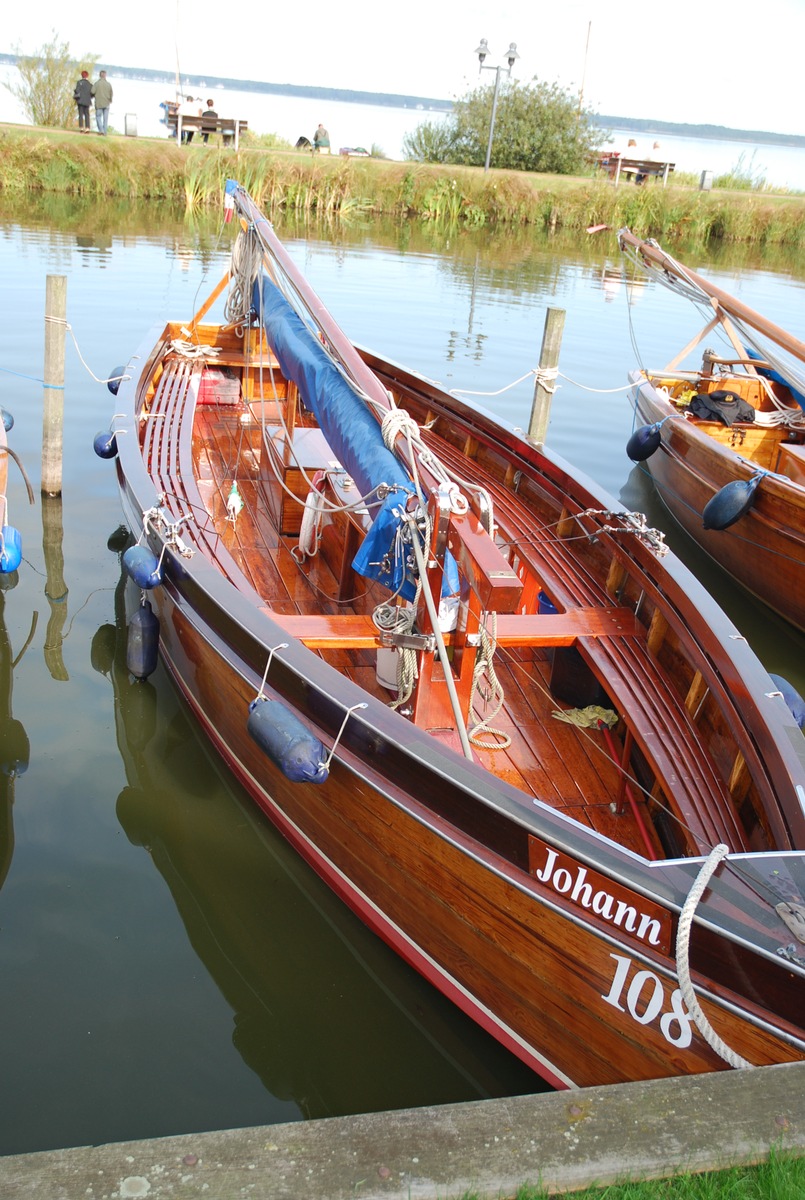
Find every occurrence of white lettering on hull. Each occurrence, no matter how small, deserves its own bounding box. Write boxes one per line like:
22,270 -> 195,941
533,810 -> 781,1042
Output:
532,842 -> 667,948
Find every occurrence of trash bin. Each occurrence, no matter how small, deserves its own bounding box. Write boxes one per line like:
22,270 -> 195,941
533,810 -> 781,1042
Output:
124,113 -> 137,137
699,170 -> 713,191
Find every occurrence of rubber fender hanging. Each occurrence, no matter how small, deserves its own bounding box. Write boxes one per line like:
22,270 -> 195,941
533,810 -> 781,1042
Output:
122,544 -> 163,589
626,422 -> 662,462
0,407 -> 14,432
702,475 -> 761,531
769,673 -> 805,729
247,697 -> 329,783
126,600 -> 160,679
107,367 -> 125,396
0,526 -> 22,574
93,430 -> 118,459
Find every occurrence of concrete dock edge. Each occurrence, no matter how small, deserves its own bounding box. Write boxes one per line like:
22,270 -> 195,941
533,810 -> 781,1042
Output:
1,1061 -> 803,1199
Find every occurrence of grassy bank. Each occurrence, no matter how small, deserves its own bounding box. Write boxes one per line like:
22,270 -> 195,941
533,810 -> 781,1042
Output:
506,1150 -> 805,1199
2,122 -> 805,244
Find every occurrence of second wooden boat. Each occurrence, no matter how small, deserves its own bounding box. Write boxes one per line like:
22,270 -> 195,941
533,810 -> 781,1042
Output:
621,228 -> 805,634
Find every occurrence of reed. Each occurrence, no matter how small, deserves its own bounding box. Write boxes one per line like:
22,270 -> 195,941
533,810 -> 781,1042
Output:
1,126 -> 804,244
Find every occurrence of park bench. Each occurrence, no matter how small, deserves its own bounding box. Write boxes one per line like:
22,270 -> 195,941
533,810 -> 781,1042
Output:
598,155 -> 675,187
165,112 -> 249,150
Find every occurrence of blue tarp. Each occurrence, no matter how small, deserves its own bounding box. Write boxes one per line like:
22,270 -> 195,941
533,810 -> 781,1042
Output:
253,277 -> 458,600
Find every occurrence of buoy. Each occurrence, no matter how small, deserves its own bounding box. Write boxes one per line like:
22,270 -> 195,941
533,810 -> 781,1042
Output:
769,673 -> 805,729
626,422 -> 663,462
0,407 -> 14,432
93,429 -> 118,459
0,526 -> 22,574
702,475 -> 762,531
126,600 -> 160,679
107,367 -> 125,396
122,544 -> 163,589
247,697 -> 329,783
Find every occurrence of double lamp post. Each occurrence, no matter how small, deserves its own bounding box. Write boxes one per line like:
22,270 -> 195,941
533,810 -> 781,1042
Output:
474,37 -> 519,172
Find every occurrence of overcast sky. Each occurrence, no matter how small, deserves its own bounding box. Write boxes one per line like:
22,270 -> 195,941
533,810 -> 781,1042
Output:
6,0 -> 805,136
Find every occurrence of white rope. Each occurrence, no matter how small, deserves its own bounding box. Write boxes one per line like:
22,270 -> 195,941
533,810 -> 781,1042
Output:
373,603 -> 418,708
44,315 -> 132,386
450,368 -> 537,398
468,612 -> 511,750
675,844 -> 754,1070
169,339 -> 221,360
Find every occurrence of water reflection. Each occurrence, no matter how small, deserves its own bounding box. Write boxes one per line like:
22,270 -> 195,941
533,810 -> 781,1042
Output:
0,582 -> 32,893
91,534 -> 543,1119
42,496 -> 68,681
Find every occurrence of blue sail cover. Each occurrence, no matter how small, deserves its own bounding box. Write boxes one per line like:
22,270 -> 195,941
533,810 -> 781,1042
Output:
253,277 -> 458,599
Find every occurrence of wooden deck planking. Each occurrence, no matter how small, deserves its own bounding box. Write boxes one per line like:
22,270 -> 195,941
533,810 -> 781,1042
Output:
188,401 -> 652,842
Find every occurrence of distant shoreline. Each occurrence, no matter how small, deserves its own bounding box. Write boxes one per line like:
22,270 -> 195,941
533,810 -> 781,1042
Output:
1,53 -> 803,145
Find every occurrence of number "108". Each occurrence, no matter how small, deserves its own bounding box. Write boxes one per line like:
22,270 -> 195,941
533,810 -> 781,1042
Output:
601,953 -> 694,1048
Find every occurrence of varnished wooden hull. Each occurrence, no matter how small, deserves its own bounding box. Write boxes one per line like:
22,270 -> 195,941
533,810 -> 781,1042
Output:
631,372 -> 805,632
107,563 -> 802,1087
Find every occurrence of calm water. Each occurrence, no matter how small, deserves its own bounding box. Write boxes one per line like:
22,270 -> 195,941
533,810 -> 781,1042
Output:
2,65 -> 805,188
1,194 -> 805,1157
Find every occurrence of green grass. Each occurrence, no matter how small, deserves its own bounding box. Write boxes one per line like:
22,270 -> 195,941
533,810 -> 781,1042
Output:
1,122 -> 805,243
452,1151 -> 805,1200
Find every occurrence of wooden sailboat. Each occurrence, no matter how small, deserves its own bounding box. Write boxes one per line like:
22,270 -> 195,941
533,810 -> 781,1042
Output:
621,227 -> 805,634
98,184 -> 805,1090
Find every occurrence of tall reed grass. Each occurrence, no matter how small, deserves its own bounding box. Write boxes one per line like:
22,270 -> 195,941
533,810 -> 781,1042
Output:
1,126 -> 804,244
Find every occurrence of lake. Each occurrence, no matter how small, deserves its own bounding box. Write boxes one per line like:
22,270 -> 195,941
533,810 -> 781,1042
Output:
1,193 -> 804,1157
2,65 -> 805,188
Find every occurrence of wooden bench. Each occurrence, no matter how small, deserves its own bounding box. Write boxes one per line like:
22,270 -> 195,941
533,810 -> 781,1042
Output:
165,112 -> 248,150
598,155 -> 675,187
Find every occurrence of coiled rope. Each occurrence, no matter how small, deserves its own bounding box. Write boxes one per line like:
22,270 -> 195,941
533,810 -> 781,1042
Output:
468,612 -> 510,750
675,843 -> 754,1070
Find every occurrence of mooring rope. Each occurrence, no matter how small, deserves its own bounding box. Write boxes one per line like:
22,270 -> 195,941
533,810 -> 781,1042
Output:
675,843 -> 754,1070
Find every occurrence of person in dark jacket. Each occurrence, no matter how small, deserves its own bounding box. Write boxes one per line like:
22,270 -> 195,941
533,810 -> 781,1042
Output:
73,70 -> 93,133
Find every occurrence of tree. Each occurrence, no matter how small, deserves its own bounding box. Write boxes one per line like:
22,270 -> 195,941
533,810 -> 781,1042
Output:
403,77 -> 606,175
5,35 -> 98,128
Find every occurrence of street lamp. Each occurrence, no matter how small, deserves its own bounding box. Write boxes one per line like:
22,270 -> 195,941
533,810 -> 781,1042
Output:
474,38 -> 519,172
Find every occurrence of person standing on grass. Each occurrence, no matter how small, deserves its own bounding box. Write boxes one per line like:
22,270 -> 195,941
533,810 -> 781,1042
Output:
92,70 -> 113,136
73,70 -> 92,133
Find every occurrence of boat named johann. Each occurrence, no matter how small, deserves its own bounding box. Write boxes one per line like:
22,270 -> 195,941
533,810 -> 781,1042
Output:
97,184 -> 805,1090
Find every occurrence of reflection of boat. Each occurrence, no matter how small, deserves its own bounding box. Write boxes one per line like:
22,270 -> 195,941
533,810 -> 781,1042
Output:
621,229 -> 805,634
95,547 -> 539,1115
104,183 -> 805,1090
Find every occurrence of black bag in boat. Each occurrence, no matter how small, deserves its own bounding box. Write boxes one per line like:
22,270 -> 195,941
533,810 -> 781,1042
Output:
688,389 -> 755,426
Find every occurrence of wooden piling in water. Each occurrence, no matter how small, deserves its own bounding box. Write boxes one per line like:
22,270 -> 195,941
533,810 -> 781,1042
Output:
528,306 -> 566,445
42,274 -> 66,497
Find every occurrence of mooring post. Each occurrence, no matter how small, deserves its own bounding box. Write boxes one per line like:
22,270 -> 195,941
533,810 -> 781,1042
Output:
42,274 -> 67,497
527,306 -> 566,445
